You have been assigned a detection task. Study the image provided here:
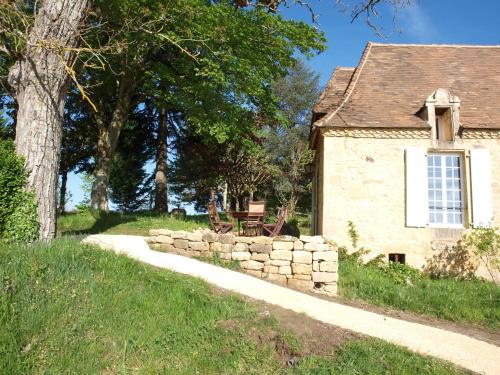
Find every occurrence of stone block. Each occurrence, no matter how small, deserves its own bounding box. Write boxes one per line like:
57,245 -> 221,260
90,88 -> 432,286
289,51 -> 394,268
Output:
210,242 -> 221,252
219,234 -> 235,244
273,235 -> 297,242
319,261 -> 338,273
323,283 -> 338,295
323,236 -> 338,247
157,235 -> 174,244
293,274 -> 312,281
278,266 -> 292,275
265,265 -> 279,274
232,252 -> 251,261
234,242 -> 249,251
220,252 -> 232,260
150,229 -> 172,236
313,251 -> 338,262
189,241 -> 209,251
202,232 -> 219,242
266,273 -> 287,285
270,259 -> 290,266
291,263 -> 312,275
245,269 -> 262,278
312,261 -> 319,271
240,260 -> 265,270
251,253 -> 269,262
250,243 -> 272,254
288,279 -> 313,291
270,250 -> 293,261
293,240 -> 304,250
173,239 -> 189,249
186,250 -> 201,258
234,236 -> 254,244
292,251 -> 312,264
171,231 -> 187,239
158,243 -> 175,252
252,236 -> 273,245
299,235 -> 325,244
273,241 -> 294,250
220,244 -> 234,253
186,232 -> 203,242
304,243 -> 330,252
312,272 -> 338,283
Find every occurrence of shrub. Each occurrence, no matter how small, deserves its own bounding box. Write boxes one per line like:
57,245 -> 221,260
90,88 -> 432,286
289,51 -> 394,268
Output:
383,261 -> 423,285
463,227 -> 500,282
0,140 -> 38,242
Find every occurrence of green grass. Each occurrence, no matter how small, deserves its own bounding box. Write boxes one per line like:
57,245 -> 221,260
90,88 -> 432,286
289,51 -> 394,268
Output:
57,210 -> 211,236
339,259 -> 500,330
1,239 -> 466,374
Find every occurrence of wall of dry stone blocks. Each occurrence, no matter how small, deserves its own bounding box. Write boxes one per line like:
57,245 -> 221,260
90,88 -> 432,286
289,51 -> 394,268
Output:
147,229 -> 339,296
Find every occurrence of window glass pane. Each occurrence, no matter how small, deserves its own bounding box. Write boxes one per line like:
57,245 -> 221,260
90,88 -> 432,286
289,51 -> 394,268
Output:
427,154 -> 463,226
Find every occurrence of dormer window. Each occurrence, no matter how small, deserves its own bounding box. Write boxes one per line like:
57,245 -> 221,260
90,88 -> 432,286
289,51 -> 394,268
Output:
435,107 -> 453,142
421,89 -> 461,143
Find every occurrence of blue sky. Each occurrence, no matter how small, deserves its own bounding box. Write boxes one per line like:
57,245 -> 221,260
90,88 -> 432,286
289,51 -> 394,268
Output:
65,0 -> 500,211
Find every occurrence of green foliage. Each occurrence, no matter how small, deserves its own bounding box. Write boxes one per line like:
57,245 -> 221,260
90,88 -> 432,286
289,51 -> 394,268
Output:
0,140 -> 38,242
264,61 -> 320,214
2,192 -> 38,243
339,257 -> 500,329
347,220 -> 359,249
463,227 -> 500,282
109,117 -> 153,211
383,261 -> 423,286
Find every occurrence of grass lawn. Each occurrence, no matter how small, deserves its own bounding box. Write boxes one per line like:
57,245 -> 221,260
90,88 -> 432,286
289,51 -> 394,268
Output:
339,259 -> 500,330
57,210 -> 211,236
1,238 -> 466,374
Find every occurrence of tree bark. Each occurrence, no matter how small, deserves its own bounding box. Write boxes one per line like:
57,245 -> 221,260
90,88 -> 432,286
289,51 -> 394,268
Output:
59,170 -> 68,214
90,73 -> 135,212
222,181 -> 228,212
8,0 -> 89,241
154,108 -> 168,213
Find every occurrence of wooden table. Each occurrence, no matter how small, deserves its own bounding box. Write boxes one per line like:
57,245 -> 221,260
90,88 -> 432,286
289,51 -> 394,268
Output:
230,211 -> 266,236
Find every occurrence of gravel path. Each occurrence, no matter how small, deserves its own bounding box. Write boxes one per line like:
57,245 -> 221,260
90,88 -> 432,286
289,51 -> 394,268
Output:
83,234 -> 500,375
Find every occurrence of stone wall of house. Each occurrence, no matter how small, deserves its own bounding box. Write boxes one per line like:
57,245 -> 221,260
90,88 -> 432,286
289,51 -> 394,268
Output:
147,230 -> 339,296
316,128 -> 500,279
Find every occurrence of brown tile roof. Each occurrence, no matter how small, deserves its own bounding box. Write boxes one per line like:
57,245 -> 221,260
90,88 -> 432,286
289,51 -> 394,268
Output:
313,67 -> 354,120
313,42 -> 500,129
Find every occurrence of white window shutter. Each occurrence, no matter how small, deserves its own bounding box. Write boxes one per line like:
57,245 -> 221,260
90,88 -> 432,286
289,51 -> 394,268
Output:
470,149 -> 493,227
405,147 -> 427,227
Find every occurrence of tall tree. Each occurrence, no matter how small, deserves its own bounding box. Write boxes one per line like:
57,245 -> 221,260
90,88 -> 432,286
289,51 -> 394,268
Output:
264,60 -> 320,215
4,0 -> 89,240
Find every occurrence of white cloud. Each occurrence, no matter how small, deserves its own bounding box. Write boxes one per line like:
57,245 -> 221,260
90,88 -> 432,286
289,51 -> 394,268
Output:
398,3 -> 439,43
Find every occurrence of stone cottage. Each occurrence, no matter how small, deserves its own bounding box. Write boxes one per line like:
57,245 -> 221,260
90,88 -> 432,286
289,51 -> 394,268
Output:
310,42 -> 500,271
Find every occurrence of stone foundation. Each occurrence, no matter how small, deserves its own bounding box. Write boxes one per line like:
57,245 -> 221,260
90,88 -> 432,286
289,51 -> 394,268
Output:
147,230 -> 339,296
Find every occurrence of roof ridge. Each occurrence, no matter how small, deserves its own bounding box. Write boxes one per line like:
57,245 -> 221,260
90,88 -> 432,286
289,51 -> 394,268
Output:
369,42 -> 500,48
315,42 -> 374,127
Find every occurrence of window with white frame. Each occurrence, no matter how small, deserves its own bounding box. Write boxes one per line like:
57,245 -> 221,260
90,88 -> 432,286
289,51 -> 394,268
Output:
427,154 -> 463,226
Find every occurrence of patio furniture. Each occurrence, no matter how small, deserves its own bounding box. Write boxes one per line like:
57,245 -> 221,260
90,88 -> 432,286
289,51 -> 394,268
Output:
208,201 -> 233,234
242,200 -> 265,236
263,207 -> 287,237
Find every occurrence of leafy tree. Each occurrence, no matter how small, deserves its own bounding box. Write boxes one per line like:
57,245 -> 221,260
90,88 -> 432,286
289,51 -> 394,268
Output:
108,108 -> 155,211
264,60 -> 320,215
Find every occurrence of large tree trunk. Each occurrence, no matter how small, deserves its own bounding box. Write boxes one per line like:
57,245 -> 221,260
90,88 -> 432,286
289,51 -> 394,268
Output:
8,0 -> 89,241
90,73 -> 135,212
154,107 -> 168,213
59,170 -> 68,214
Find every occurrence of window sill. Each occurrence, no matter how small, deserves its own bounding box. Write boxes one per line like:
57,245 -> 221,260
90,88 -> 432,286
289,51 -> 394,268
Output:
428,224 -> 465,229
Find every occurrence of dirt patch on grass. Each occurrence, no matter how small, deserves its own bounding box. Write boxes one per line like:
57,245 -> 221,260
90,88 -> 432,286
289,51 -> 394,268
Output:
214,287 -> 363,366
